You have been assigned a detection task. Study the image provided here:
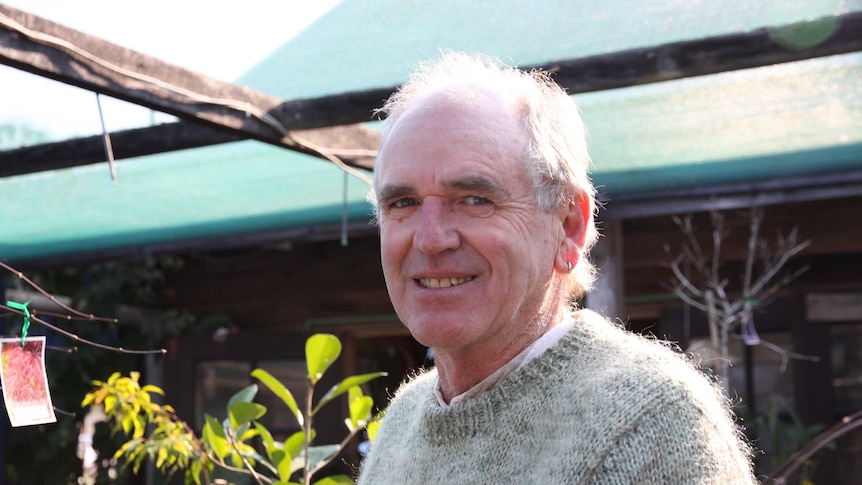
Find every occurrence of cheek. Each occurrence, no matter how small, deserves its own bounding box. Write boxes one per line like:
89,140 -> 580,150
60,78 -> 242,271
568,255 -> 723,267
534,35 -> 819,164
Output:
379,224 -> 408,274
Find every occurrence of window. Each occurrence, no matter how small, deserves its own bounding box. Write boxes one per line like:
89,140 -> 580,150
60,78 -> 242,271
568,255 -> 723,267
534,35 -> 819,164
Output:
195,358 -> 307,439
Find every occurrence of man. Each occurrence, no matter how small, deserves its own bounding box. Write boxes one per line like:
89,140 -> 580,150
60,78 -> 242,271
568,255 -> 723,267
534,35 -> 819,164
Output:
359,52 -> 755,483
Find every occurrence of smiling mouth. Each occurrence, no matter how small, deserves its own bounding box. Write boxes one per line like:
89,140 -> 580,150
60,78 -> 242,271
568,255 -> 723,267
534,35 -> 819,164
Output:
417,276 -> 476,288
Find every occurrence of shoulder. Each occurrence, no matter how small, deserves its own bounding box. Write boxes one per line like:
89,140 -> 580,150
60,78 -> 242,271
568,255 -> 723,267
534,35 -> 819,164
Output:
375,368 -> 437,424
561,311 -> 755,481
391,368 -> 437,402
560,309 -> 714,389
541,310 -> 743,439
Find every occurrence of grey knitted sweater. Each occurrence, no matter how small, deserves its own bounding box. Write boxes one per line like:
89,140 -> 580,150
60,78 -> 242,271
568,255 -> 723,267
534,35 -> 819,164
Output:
357,310 -> 756,484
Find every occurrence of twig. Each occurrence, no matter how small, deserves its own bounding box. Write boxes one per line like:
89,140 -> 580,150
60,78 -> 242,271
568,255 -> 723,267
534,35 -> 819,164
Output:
0,261 -> 117,323
1,304 -> 166,355
225,428 -> 269,485
309,425 -> 366,477
0,262 -> 165,354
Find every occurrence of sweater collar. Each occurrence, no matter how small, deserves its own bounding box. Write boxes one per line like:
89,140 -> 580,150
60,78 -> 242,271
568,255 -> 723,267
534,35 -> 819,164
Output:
420,311 -> 601,445
434,315 -> 576,406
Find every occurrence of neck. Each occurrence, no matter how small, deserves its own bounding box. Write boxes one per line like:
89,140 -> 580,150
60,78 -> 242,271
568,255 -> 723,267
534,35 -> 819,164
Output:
433,307 -> 567,403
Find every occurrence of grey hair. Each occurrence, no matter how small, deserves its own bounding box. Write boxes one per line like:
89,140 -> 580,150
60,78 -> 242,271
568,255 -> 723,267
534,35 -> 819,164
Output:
371,51 -> 599,300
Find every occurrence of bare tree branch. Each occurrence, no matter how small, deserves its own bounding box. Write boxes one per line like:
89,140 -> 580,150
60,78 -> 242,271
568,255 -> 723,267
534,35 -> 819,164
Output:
667,208 -> 811,390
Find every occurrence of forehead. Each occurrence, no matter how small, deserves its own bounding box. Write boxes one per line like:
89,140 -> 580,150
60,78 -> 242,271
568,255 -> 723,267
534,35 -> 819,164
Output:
375,89 -> 530,192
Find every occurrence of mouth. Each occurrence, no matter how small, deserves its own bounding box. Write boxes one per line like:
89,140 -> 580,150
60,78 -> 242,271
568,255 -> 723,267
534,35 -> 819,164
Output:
417,276 -> 476,288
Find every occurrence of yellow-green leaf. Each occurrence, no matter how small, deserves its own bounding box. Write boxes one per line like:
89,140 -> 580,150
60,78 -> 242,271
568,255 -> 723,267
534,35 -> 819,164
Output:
347,395 -> 373,431
284,430 -> 306,460
155,447 -> 168,469
229,401 -> 266,429
227,384 -> 258,411
252,368 -> 303,427
254,422 -> 279,460
313,372 -> 387,414
366,410 -> 386,442
203,414 -> 229,460
104,395 -> 118,413
314,475 -> 355,485
121,413 -> 133,435
306,334 -> 341,385
142,384 -> 164,395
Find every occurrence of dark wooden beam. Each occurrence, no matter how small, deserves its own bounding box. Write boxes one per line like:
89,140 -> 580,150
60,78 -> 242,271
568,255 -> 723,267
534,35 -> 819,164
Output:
1,6 -> 860,176
0,4 -> 382,158
0,121 -> 377,177
540,12 -> 862,94
269,10 -> 862,127
0,122 -> 244,176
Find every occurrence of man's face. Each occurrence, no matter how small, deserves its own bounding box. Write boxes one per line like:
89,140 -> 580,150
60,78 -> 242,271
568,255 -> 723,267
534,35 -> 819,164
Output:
375,90 -> 565,356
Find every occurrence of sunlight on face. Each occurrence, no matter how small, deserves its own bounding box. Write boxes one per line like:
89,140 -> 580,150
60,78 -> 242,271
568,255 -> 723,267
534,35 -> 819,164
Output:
376,88 -> 564,357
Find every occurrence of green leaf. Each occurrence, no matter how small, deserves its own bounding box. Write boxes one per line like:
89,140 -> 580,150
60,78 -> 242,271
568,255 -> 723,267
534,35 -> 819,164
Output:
252,368 -> 303,427
238,426 -> 260,443
307,444 -> 340,472
284,430 -> 306,459
277,451 -> 296,480
203,414 -> 230,460
227,384 -> 258,411
254,422 -> 280,461
306,334 -> 341,385
313,372 -> 387,414
229,401 -> 266,429
189,460 -> 203,485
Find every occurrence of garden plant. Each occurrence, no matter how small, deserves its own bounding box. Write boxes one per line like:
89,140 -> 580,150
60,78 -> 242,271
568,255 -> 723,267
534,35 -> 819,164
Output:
82,333 -> 385,485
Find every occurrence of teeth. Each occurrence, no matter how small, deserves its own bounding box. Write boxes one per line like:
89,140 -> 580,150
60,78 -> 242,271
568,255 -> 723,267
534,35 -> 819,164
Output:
419,276 -> 473,288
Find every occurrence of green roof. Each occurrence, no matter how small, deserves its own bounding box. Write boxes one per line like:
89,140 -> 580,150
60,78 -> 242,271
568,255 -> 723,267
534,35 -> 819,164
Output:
1,0 -> 860,264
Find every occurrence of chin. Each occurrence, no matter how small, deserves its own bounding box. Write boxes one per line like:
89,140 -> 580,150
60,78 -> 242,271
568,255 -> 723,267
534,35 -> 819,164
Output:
403,314 -> 476,349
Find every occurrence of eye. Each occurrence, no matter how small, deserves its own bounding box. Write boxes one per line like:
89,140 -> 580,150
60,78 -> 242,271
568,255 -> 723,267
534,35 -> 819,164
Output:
391,197 -> 419,209
459,195 -> 495,217
464,195 -> 491,206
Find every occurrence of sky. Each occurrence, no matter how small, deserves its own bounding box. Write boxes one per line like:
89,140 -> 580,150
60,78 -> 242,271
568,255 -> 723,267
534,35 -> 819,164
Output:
0,0 -> 340,142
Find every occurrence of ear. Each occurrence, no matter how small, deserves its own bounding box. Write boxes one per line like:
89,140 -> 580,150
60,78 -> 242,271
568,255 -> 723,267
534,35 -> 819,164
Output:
554,193 -> 590,273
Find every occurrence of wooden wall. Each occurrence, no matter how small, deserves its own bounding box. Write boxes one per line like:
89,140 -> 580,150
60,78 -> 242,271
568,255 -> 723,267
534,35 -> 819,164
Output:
620,195 -> 862,326
167,235 -> 394,332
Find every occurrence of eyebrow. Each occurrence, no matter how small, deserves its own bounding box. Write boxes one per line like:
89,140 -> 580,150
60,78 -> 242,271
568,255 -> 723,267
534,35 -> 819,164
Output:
376,174 -> 510,206
442,174 -> 508,198
376,183 -> 414,205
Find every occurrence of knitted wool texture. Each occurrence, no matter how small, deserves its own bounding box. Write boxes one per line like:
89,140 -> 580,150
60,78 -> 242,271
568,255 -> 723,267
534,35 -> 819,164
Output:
357,310 -> 756,484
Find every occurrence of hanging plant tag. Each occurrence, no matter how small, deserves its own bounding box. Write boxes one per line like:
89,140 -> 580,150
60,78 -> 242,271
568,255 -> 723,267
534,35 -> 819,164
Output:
0,337 -> 57,427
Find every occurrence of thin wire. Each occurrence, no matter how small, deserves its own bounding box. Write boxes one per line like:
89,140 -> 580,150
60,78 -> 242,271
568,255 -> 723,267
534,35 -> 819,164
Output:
341,170 -> 349,246
95,93 -> 117,183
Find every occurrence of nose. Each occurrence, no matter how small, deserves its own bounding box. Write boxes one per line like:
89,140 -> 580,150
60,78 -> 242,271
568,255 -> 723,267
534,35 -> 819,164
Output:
413,197 -> 460,254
